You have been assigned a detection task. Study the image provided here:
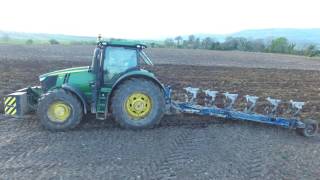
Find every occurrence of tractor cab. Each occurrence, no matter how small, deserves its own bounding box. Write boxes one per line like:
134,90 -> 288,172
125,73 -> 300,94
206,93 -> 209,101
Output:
89,40 -> 163,120
91,40 -> 153,83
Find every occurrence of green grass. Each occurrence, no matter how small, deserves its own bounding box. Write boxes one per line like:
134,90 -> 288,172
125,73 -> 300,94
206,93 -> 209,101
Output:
0,39 -> 96,45
0,38 -> 164,47
0,39 -> 53,45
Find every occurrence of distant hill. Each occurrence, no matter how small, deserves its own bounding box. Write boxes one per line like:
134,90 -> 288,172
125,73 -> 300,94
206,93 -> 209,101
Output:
179,28 -> 320,47
232,29 -> 320,46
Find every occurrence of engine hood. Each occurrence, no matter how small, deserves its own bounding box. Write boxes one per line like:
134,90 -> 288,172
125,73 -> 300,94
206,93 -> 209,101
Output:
39,66 -> 90,80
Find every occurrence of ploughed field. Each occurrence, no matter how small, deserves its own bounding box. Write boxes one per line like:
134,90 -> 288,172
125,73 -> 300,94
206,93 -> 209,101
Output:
0,45 -> 319,179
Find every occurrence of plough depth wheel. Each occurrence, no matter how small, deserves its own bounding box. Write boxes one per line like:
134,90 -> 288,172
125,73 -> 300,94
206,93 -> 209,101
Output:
296,119 -> 319,137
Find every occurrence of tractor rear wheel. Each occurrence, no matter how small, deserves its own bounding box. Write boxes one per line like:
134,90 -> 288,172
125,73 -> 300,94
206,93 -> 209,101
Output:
37,89 -> 83,131
111,78 -> 165,129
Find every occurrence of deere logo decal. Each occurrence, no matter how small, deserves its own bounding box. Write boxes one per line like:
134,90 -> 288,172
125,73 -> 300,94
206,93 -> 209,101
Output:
4,96 -> 17,115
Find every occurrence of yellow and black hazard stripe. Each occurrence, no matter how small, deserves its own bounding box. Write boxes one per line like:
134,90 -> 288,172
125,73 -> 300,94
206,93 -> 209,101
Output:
4,96 -> 17,116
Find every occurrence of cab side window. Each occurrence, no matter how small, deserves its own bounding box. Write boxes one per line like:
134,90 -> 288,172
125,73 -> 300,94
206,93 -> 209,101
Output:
104,47 -> 137,80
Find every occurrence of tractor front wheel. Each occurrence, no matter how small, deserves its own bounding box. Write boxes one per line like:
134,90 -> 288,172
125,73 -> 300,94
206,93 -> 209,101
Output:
111,78 -> 165,129
37,89 -> 83,131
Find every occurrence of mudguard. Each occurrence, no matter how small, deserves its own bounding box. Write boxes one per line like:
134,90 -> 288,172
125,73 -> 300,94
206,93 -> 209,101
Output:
62,84 -> 89,114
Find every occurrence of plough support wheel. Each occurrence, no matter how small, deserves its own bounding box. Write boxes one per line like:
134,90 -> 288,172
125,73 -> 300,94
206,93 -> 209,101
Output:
296,119 -> 319,137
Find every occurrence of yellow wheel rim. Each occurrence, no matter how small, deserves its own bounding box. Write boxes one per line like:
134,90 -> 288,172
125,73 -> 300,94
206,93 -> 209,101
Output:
125,92 -> 152,119
47,101 -> 71,122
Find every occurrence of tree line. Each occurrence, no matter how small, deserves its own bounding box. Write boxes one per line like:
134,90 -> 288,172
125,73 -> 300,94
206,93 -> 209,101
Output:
159,35 -> 320,57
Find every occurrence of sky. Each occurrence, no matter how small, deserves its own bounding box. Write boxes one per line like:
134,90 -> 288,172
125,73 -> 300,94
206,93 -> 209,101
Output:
0,0 -> 319,39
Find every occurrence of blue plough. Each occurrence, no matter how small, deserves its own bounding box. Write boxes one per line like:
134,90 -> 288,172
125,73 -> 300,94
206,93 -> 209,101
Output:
164,86 -> 318,137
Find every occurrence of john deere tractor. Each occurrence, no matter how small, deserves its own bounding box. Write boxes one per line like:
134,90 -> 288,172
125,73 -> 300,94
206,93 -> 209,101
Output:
4,40 -> 168,130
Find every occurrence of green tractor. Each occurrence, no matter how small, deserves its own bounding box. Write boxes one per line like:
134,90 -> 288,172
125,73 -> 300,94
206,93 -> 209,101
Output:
4,40 -> 168,130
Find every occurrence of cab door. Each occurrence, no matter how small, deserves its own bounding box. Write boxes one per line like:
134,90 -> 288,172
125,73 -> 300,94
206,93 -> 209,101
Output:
103,46 -> 138,85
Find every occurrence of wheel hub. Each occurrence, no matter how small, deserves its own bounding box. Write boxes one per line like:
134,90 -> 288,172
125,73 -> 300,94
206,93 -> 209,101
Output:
47,101 -> 71,122
125,92 -> 152,119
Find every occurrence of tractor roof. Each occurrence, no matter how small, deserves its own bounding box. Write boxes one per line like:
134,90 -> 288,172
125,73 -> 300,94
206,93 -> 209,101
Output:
99,40 -> 147,49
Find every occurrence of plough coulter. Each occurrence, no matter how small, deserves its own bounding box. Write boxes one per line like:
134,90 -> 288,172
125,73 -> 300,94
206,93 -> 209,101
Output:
3,37 -> 318,137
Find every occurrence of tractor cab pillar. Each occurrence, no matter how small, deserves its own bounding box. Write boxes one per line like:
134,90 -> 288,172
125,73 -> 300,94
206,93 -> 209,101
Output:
90,47 -> 102,114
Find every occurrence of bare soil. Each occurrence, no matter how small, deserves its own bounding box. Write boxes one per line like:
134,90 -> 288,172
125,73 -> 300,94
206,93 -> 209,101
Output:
147,48 -> 320,70
0,45 -> 319,179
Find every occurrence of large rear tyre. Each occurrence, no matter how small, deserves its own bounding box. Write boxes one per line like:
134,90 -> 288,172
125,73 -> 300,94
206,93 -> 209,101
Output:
37,89 -> 83,131
296,119 -> 318,137
111,78 -> 165,129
